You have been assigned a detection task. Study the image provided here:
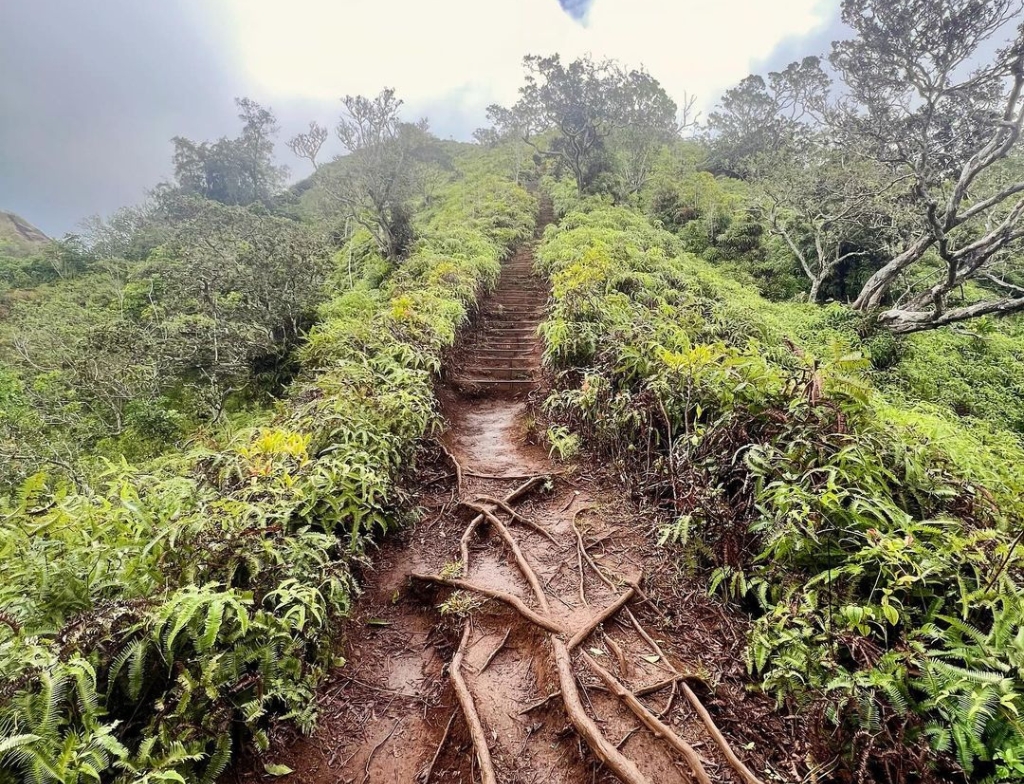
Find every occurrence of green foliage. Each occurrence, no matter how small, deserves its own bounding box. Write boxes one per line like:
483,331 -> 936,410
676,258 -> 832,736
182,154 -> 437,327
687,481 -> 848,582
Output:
170,98 -> 286,207
537,199 -> 1024,779
0,164 -> 536,782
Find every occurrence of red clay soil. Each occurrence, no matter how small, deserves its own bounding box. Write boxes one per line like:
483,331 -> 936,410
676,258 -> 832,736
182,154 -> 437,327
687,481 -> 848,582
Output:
226,206 -> 825,784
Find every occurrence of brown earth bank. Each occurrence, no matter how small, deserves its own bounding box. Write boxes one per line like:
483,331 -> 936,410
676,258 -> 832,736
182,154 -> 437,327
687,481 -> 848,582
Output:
226,206 -> 829,784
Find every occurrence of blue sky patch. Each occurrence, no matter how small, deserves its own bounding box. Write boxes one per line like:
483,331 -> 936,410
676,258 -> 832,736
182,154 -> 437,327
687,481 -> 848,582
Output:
558,0 -> 592,22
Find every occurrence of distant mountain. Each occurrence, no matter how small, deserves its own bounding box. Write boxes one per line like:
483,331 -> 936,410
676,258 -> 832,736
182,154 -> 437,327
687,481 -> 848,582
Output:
0,210 -> 50,257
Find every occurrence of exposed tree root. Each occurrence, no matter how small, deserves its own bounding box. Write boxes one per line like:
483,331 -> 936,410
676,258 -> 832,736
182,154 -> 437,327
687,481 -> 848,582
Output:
464,469 -> 560,480
552,636 -> 653,784
417,711 -> 457,784
470,496 -> 559,545
418,470 -> 764,784
483,510 -> 653,784
581,653 -> 711,784
567,587 -> 637,651
441,476 -> 547,784
451,622 -> 496,784
570,514 -> 767,784
412,573 -> 564,635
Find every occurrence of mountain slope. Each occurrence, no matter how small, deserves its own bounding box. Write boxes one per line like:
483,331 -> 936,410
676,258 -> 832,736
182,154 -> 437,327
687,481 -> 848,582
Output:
0,210 -> 49,257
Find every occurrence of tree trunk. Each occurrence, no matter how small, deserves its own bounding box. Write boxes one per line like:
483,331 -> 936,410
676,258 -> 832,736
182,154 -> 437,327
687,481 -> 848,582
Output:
808,276 -> 823,304
852,236 -> 934,310
878,293 -> 1024,333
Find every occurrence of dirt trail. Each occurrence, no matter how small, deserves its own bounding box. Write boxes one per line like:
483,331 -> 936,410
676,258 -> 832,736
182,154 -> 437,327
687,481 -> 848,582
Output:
229,203 -> 803,784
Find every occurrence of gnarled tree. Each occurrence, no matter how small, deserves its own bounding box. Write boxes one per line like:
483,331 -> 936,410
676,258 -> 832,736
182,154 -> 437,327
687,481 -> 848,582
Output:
712,1 -> 1024,332
836,0 -> 1024,332
302,89 -> 430,261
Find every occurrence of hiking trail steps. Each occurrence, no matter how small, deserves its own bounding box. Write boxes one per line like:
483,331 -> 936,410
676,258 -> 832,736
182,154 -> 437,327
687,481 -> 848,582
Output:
227,199 -> 780,784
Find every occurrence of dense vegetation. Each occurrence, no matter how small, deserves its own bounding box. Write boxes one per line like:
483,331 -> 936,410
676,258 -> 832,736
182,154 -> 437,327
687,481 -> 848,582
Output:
0,113 -> 535,780
536,197 -> 1024,781
5,0 -> 1024,781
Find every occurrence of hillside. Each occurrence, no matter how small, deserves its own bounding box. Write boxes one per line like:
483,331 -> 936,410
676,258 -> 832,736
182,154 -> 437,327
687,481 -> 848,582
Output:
0,210 -> 49,257
6,14 -> 1024,784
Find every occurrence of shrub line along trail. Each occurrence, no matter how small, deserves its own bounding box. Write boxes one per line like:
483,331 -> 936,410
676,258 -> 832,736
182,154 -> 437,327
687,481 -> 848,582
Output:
231,201 -> 774,783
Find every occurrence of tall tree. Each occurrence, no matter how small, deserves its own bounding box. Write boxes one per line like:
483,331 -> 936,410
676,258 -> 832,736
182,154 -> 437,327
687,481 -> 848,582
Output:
707,56 -> 829,178
307,89 -> 431,260
288,121 -> 329,172
171,98 -> 286,207
758,146 -> 898,302
491,55 -> 679,195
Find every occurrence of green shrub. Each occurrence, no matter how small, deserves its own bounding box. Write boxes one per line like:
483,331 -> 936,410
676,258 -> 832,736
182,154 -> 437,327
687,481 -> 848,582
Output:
536,198 -> 1024,780
0,169 -> 536,782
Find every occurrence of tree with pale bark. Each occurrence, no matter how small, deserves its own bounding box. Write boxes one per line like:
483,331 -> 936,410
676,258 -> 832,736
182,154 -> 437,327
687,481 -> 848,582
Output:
712,0 -> 1024,333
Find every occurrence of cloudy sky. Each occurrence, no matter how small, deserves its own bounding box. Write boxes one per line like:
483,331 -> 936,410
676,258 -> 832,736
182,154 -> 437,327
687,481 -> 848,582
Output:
0,0 -> 842,235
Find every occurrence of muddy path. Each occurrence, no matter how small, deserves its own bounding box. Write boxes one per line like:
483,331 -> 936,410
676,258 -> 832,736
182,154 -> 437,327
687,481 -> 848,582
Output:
228,205 -> 815,784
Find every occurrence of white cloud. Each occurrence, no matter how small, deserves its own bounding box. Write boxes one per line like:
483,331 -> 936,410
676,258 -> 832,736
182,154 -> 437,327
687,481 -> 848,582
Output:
219,0 -> 832,137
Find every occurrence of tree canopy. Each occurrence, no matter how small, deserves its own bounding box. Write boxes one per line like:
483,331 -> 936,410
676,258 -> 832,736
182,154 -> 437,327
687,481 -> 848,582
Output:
710,0 -> 1024,332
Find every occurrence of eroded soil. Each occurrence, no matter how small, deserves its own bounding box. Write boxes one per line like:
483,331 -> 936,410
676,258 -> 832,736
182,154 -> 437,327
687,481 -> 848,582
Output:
228,207 -> 821,784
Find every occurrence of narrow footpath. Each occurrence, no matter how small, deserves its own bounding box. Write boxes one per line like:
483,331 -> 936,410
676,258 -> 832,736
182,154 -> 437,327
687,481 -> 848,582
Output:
229,203 -> 805,784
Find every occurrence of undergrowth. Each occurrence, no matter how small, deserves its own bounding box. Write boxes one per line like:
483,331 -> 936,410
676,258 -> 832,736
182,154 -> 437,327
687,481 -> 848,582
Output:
0,174 -> 536,782
536,202 -> 1024,783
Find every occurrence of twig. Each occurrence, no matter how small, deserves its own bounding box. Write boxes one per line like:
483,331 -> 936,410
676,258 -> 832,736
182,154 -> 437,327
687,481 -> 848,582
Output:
605,632 -> 630,678
436,439 -> 463,494
984,527 -> 1024,592
519,692 -> 560,714
480,627 -> 512,673
417,711 -> 457,783
574,523 -> 590,607
361,718 -> 402,784
616,727 -> 640,750
657,681 -> 677,720
560,491 -> 580,512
